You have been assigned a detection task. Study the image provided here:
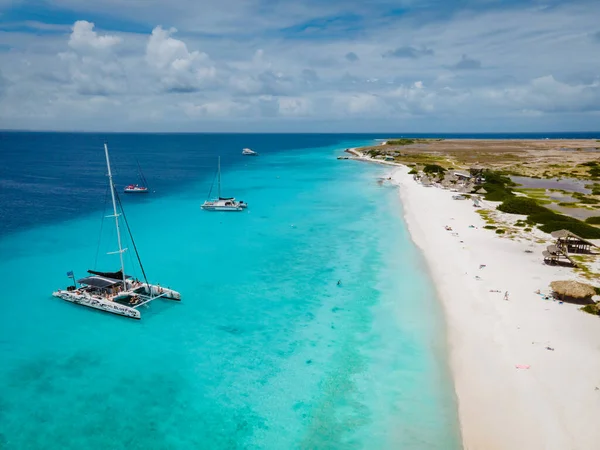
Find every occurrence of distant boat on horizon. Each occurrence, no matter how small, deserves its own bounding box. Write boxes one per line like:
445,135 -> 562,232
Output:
124,159 -> 149,194
242,148 -> 258,156
201,156 -> 247,211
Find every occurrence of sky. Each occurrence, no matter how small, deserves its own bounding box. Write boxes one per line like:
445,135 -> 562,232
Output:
0,0 -> 599,132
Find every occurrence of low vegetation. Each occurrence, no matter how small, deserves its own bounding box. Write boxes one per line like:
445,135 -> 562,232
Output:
385,139 -> 416,146
423,164 -> 446,174
581,304 -> 599,315
570,255 -> 600,282
572,192 -> 600,204
481,170 -> 515,201
579,161 -> 600,179
585,216 -> 600,224
497,197 -> 546,215
385,138 -> 444,146
483,169 -> 600,238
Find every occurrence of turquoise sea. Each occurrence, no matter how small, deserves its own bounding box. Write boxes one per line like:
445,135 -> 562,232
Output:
0,133 -> 461,449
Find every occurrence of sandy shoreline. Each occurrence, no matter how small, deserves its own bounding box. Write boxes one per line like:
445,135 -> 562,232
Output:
390,166 -> 600,450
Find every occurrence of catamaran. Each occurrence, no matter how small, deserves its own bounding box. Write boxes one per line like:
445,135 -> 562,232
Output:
53,143 -> 181,320
201,157 -> 247,211
242,148 -> 258,156
124,159 -> 149,193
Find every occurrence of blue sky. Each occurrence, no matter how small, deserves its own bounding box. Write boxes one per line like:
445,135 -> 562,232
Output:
0,0 -> 599,131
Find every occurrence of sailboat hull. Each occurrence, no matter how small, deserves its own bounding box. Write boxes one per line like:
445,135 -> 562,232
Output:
124,186 -> 149,193
53,283 -> 181,319
201,204 -> 243,211
53,290 -> 141,319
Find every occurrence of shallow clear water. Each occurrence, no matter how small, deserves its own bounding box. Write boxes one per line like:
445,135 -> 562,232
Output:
0,135 -> 460,449
511,176 -> 591,194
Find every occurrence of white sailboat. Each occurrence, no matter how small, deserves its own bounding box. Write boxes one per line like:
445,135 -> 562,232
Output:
242,148 -> 258,156
52,143 -> 181,320
201,157 -> 247,211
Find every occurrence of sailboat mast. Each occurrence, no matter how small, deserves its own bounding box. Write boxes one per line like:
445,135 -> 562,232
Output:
104,143 -> 127,288
136,159 -> 148,187
218,156 -> 221,199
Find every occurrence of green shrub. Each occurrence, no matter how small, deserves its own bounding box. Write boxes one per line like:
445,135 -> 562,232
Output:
495,196 -> 600,238
483,185 -> 513,201
483,225 -> 497,230
579,161 -> 599,167
423,164 -> 445,174
580,197 -> 599,205
581,304 -> 599,315
524,227 -> 532,232
481,170 -> 516,201
585,216 -> 600,224
408,168 -> 418,175
497,197 -> 547,215
538,221 -> 600,238
495,229 -> 506,234
528,211 -> 579,224
484,170 -> 515,186
590,167 -> 600,177
386,139 -> 415,146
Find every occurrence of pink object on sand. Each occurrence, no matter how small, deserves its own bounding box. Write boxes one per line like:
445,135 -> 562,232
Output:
515,364 -> 530,369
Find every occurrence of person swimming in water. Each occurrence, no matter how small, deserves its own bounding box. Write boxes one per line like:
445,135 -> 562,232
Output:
337,280 -> 341,286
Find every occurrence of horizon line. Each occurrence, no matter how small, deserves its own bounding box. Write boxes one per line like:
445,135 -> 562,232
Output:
2,129 -> 600,135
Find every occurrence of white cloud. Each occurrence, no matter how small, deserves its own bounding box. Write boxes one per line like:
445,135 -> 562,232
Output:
68,20 -> 122,53
333,93 -> 387,115
181,99 -> 249,117
278,96 -> 312,116
485,75 -> 600,113
1,1 -> 600,131
59,21 -> 126,95
145,26 -> 217,92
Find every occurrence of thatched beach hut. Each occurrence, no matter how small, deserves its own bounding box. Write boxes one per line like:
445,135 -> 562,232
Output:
551,230 -> 597,254
550,280 -> 597,304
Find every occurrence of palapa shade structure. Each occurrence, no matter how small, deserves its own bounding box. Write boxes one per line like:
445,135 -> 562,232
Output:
551,229 -> 597,254
550,280 -> 597,304
475,187 -> 488,194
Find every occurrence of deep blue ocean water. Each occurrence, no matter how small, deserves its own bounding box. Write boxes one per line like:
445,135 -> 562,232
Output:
3,131 -> 594,449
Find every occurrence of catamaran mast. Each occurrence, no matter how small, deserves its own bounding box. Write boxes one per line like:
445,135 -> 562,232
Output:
218,156 -> 221,199
104,143 -> 127,288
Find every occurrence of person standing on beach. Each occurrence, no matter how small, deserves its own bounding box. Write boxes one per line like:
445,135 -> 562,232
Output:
504,291 -> 509,301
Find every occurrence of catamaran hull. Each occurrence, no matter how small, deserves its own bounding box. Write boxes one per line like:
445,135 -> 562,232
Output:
53,290 -> 141,319
201,205 -> 243,211
124,189 -> 149,193
53,284 -> 181,319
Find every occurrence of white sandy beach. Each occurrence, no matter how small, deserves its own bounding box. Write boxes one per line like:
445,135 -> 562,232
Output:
391,166 -> 600,450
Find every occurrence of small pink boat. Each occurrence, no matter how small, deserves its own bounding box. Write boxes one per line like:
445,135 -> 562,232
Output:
124,159 -> 150,194
124,184 -> 148,194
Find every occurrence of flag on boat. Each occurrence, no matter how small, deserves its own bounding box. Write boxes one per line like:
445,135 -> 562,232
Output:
66,271 -> 74,277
